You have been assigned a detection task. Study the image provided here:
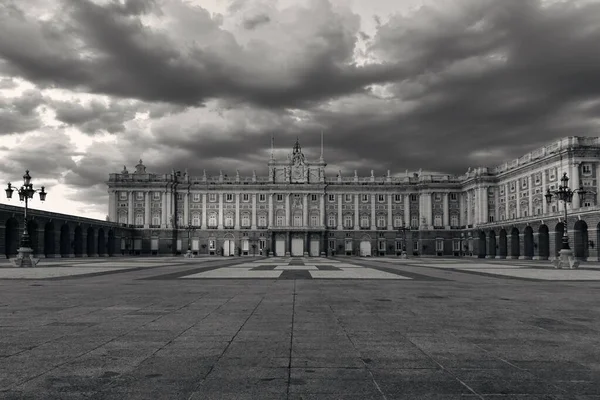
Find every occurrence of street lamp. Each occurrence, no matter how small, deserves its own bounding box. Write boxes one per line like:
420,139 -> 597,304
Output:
397,222 -> 409,259
5,170 -> 47,267
182,222 -> 198,258
544,172 -> 587,269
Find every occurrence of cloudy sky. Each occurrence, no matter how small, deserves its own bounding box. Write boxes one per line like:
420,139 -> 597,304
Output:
1,0 -> 600,220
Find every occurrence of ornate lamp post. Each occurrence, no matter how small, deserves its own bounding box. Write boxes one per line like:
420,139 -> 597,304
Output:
5,170 -> 47,267
545,172 -> 587,269
397,222 -> 409,259
182,222 -> 198,258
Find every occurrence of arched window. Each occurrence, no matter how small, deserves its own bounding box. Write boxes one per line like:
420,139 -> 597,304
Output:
208,213 -> 217,228
310,214 -> 319,227
393,215 -> 403,228
328,214 -> 336,228
118,212 -> 127,224
276,214 -> 285,226
224,214 -> 234,228
258,214 -> 267,228
376,215 -> 386,228
293,213 -> 302,227
344,214 -> 353,228
360,215 -> 370,228
450,214 -> 459,227
152,213 -> 160,226
135,213 -> 144,226
176,213 -> 184,226
241,213 -> 250,227
434,214 -> 442,227
192,213 -> 200,227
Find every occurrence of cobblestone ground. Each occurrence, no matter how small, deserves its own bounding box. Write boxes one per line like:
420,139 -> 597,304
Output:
1,256 -> 599,399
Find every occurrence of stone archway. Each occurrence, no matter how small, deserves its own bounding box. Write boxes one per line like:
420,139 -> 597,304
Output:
478,231 -> 486,258
510,227 -> 520,259
488,231 -> 497,258
107,230 -> 115,256
574,220 -> 588,260
524,226 -> 534,259
27,219 -> 39,255
60,224 -> 70,257
86,227 -> 95,256
74,226 -> 83,257
44,221 -> 55,257
499,229 -> 507,259
97,228 -> 106,256
5,218 -> 19,258
538,225 -> 550,260
555,222 -> 564,258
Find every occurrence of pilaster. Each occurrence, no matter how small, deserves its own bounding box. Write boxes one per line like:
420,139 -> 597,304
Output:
218,193 -> 223,229
354,193 -> 359,230
144,191 -> 150,228
370,194 -> 376,230
251,193 -> 257,229
442,192 -> 449,228
387,194 -> 393,230
202,193 -> 207,228
337,194 -> 343,230
303,194 -> 308,227
235,193 -> 240,229
127,191 -> 134,225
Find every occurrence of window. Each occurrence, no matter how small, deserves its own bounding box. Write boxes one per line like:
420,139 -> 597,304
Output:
396,241 -> 403,251
413,241 -> 419,251
259,194 -> 266,202
378,194 -> 385,202
293,214 -> 302,227
434,215 -> 442,227
259,239 -> 266,250
118,212 -> 127,224
136,192 -> 144,200
310,214 -> 319,227
345,194 -> 352,202
176,213 -> 184,226
584,201 -> 592,207
535,174 -> 541,184
394,194 -> 402,202
152,192 -> 160,200
360,215 -> 370,228
192,213 -> 200,226
362,194 -> 369,202
488,215 -> 494,222
377,215 -> 386,228
345,239 -> 353,251
242,213 -> 250,227
434,193 -> 442,201
152,213 -> 160,226
224,215 -> 234,227
411,216 -> 418,228
192,193 -> 200,202
393,215 -> 403,228
410,194 -> 417,201
311,194 -> 318,202
242,193 -> 249,202
436,239 -> 443,252
225,193 -> 233,202
277,194 -> 283,201
450,193 -> 457,201
209,193 -> 217,202
177,193 -> 183,201
535,207 -> 541,215
551,204 -> 557,212
500,187 -> 504,195
328,194 -> 335,202
582,164 -> 592,174
453,240 -> 460,251
450,214 -> 459,227
276,214 -> 285,226
208,213 -> 217,227
119,192 -> 127,200
328,214 -> 336,227
510,183 -> 515,192
344,214 -> 353,228
258,214 -> 267,227
378,240 -> 386,251
209,240 -> 216,250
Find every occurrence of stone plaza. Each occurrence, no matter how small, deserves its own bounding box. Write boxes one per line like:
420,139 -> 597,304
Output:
1,256 -> 600,399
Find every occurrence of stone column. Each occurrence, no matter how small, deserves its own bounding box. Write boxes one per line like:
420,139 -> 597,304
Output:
268,193 -> 274,227
404,194 -> 410,227
183,192 -> 189,226
235,193 -> 240,229
127,191 -> 134,225
571,162 -> 580,209
337,194 -> 343,230
303,194 -> 308,227
144,191 -> 150,228
320,194 -> 325,226
443,192 -> 449,228
251,193 -> 257,229
218,193 -> 223,229
108,191 -> 116,222
494,188 -> 500,222
370,194 -> 376,230
504,184 -> 509,219
481,187 -> 488,225
166,189 -> 172,227
161,191 -> 167,227
466,190 -> 472,226
387,194 -> 393,230
354,193 -> 359,230
542,170 -> 548,214
516,179 -> 522,218
528,176 -> 533,216
286,194 -> 291,227
201,193 -> 207,228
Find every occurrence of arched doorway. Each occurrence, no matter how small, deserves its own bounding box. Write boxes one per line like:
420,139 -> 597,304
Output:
538,225 -> 550,260
360,235 -> 372,257
97,228 -> 106,256
74,226 -> 83,257
478,231 -> 486,258
223,233 -> 235,256
498,229 -> 507,259
60,224 -> 70,257
44,221 -> 55,257
107,230 -> 115,256
555,222 -> 564,258
524,226 -> 534,259
510,227 -> 520,259
27,220 -> 39,255
574,220 -> 588,260
488,231 -> 497,258
87,227 -> 95,256
5,218 -> 19,258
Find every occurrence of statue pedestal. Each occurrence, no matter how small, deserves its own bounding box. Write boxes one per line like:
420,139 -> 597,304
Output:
10,247 -> 40,268
554,249 -> 579,269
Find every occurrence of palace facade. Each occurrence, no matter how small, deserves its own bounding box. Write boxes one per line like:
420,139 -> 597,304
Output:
105,136 -> 600,260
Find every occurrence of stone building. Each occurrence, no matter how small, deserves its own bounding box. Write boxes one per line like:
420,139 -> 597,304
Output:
104,136 -> 600,260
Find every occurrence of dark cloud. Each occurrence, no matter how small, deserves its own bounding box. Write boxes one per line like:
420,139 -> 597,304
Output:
242,13 -> 270,30
0,89 -> 44,134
